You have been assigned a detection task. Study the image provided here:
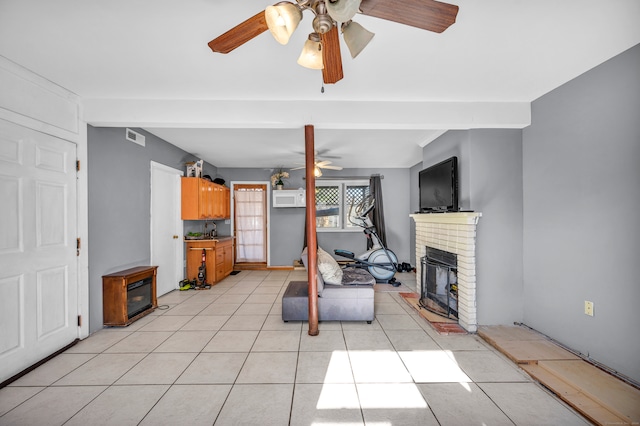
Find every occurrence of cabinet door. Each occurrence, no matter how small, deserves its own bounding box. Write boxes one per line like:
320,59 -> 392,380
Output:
206,248 -> 217,283
212,184 -> 224,218
223,187 -> 231,219
198,180 -> 208,219
206,181 -> 217,219
223,244 -> 234,275
186,245 -> 202,280
181,177 -> 200,220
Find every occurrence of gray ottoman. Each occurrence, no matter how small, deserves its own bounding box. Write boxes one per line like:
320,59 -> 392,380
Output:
282,279 -> 375,323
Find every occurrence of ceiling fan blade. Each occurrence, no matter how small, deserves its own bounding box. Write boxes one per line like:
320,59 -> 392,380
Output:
290,166 -> 306,170
321,165 -> 343,170
359,0 -> 459,33
208,11 -> 268,54
316,149 -> 341,159
320,26 -> 344,84
315,160 -> 332,167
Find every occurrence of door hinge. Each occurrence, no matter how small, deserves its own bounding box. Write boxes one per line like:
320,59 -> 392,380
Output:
77,315 -> 82,327
76,238 -> 81,256
76,160 -> 80,172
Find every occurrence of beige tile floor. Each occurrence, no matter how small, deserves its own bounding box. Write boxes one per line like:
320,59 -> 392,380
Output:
0,270 -> 591,426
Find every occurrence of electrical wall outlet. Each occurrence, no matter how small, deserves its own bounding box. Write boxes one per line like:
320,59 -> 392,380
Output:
584,300 -> 594,316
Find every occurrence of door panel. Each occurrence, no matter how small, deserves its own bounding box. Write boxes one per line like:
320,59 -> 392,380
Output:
37,182 -> 67,247
0,175 -> 21,252
150,162 -> 183,296
37,266 -> 68,338
0,275 -> 22,356
0,118 -> 78,383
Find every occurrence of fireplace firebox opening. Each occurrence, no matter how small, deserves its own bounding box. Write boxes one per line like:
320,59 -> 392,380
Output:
420,246 -> 458,320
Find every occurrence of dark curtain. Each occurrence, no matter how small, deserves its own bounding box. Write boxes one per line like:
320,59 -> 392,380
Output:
303,212 -> 308,251
302,210 -> 318,251
368,175 -> 387,249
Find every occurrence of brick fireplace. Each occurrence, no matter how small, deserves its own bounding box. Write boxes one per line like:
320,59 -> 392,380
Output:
410,213 -> 482,332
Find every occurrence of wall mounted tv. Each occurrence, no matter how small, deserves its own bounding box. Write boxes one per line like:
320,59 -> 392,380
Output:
419,156 -> 459,212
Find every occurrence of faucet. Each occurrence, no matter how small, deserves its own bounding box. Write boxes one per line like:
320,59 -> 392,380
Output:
204,221 -> 217,238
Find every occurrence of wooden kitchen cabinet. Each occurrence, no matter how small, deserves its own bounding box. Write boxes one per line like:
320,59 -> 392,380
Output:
181,177 -> 230,220
185,238 -> 234,284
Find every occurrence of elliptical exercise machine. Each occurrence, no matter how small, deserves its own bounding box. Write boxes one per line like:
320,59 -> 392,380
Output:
334,195 -> 401,286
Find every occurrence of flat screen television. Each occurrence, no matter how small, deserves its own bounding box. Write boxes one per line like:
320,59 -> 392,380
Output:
419,156 -> 459,212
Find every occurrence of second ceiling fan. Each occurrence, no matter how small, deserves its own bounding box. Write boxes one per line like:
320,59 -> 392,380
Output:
291,158 -> 343,177
208,0 -> 459,85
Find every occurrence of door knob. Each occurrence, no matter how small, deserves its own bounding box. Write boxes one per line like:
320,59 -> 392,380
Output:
173,235 -> 179,239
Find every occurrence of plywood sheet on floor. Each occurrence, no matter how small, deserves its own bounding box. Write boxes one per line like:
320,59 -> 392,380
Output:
478,325 -> 580,365
478,325 -> 547,344
539,360 -> 640,423
480,325 -> 640,426
521,363 -> 630,426
497,340 -> 580,364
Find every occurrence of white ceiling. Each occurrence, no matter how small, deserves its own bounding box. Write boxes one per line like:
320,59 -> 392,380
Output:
1,0 -> 639,169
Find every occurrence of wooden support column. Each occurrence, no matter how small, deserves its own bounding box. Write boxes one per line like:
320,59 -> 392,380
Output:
305,124 -> 319,336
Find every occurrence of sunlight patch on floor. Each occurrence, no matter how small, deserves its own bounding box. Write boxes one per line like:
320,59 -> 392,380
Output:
399,350 -> 471,383
315,384 -> 360,410
357,383 -> 428,409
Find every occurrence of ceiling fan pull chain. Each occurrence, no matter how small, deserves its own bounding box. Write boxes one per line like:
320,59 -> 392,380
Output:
320,75 -> 325,93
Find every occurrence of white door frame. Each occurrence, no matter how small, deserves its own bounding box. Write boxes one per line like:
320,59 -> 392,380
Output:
150,161 -> 183,294
230,181 -> 271,266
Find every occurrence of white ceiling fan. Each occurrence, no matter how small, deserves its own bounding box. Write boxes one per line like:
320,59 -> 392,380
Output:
291,152 -> 343,176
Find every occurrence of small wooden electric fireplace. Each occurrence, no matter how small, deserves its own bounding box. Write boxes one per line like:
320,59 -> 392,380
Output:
420,246 -> 458,320
102,266 -> 157,326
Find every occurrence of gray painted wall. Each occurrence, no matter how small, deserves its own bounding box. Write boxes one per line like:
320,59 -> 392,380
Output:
523,43 -> 640,382
87,126 -> 215,333
421,129 -> 524,326
469,129 -> 524,325
216,167 -> 412,267
422,130 -> 472,211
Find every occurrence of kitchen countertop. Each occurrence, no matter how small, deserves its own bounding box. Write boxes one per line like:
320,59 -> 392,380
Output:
184,236 -> 233,242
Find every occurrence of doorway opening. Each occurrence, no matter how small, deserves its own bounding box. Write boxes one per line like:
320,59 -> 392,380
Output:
233,183 -> 269,268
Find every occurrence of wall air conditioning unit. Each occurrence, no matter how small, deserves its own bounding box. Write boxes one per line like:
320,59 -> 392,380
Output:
273,189 -> 306,208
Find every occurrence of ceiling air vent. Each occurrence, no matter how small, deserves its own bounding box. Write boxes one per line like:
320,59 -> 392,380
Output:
125,128 -> 145,147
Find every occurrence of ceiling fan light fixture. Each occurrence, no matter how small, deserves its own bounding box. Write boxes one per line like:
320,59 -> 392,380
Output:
297,33 -> 324,69
314,166 -> 323,177
265,2 -> 303,45
342,20 -> 374,58
325,0 -> 362,23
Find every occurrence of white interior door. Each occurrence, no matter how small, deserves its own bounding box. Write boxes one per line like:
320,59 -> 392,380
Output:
150,161 -> 183,296
0,119 -> 78,383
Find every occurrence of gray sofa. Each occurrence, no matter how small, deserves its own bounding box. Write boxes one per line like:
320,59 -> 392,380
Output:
281,248 -> 375,323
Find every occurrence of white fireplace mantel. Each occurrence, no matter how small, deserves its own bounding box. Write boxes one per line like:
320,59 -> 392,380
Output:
410,212 -> 482,332
410,212 -> 482,225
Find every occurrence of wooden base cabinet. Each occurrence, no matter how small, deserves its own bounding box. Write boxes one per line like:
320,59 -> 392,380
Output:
181,177 -> 230,220
102,266 -> 157,326
186,240 -> 216,284
185,239 -> 234,284
216,239 -> 234,279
